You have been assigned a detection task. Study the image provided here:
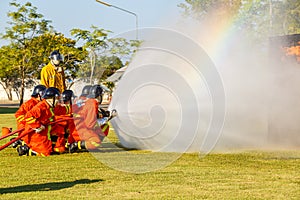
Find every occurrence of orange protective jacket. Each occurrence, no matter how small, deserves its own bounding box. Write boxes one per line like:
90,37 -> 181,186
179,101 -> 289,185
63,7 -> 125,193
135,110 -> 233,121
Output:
24,100 -> 70,156
51,111 -> 75,153
71,98 -> 104,149
15,97 -> 39,130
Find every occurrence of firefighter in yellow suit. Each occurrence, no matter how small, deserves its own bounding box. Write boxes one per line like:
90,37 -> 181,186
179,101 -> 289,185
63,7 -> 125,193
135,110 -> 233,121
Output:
40,50 -> 66,93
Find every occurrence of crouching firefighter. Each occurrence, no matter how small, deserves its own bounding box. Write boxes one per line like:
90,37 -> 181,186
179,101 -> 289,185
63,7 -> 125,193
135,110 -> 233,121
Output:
69,85 -> 107,153
17,87 -> 71,156
11,85 -> 46,149
51,89 -> 77,153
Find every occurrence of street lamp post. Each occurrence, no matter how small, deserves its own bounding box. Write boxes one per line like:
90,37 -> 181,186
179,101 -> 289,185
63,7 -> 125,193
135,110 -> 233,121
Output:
95,0 -> 138,40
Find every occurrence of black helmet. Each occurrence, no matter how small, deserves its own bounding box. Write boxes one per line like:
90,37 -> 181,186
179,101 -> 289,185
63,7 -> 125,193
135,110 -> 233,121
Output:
62,90 -> 75,102
42,87 -> 61,99
81,85 -> 92,97
88,85 -> 103,99
31,85 -> 47,97
49,50 -> 63,61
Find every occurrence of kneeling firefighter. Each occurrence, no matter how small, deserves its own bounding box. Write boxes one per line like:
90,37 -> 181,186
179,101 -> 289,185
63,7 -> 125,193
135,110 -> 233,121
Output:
69,85 -> 107,153
18,87 -> 70,156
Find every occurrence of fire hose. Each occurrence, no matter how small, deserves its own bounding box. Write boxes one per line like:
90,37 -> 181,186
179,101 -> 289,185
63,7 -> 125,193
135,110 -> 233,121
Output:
0,117 -> 73,151
0,127 -> 25,141
0,109 -> 117,152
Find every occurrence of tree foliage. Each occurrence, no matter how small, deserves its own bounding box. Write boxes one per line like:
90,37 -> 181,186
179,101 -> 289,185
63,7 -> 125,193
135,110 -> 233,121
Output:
179,0 -> 242,21
178,0 -> 300,41
275,0 -> 300,34
0,44 -> 26,100
0,1 -> 53,104
71,26 -> 110,83
0,1 -> 138,102
70,26 -> 140,86
0,1 -> 87,103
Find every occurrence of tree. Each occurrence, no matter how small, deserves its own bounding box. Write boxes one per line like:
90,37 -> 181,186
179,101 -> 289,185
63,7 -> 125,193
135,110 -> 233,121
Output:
71,26 -> 110,84
70,26 -> 142,98
236,0 -> 300,40
178,0 -> 241,21
0,1 -> 87,103
178,0 -> 300,41
0,44 -> 24,100
0,1 -> 52,105
275,0 -> 300,35
70,26 -> 139,82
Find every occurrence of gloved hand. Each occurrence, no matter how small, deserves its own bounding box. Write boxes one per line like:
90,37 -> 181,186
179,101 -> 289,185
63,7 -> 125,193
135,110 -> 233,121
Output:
75,99 -> 82,107
34,125 -> 45,133
97,117 -> 108,126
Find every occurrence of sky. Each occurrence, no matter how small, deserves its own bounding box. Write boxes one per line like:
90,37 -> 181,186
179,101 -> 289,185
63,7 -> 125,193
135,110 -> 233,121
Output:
0,0 -> 185,44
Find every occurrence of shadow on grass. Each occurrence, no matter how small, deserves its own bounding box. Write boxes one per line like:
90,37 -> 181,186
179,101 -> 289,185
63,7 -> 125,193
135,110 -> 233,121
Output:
98,142 -> 137,153
0,179 -> 103,194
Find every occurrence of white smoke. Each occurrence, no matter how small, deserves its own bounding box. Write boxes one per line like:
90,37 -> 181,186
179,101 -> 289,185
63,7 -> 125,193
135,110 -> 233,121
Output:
109,13 -> 300,153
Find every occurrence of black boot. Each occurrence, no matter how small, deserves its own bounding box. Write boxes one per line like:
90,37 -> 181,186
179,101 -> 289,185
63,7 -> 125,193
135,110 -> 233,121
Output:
51,135 -> 58,149
16,144 -> 29,156
78,141 -> 86,150
69,142 -> 78,153
10,138 -> 23,148
69,141 -> 86,153
28,149 -> 37,156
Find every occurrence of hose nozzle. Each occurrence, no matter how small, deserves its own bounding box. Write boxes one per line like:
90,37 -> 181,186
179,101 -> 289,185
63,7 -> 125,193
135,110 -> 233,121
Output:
108,109 -> 118,121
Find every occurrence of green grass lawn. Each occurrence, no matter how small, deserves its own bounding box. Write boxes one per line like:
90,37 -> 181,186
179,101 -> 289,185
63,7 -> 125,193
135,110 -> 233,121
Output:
0,113 -> 299,200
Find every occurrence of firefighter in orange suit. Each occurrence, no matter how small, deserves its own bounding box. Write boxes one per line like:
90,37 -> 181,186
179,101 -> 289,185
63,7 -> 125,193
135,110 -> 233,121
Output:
67,85 -> 92,145
12,85 -> 47,148
72,85 -> 92,113
16,87 -> 70,156
69,85 -> 106,153
15,85 -> 47,130
40,50 -> 66,93
51,89 -> 77,153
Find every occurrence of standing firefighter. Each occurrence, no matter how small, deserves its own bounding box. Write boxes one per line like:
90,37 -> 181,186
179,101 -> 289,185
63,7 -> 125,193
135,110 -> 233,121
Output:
17,87 -> 70,156
40,50 -> 66,93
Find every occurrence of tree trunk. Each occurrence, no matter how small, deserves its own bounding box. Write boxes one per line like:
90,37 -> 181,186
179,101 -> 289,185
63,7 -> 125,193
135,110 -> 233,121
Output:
5,88 -> 13,101
0,82 -> 13,101
19,66 -> 25,106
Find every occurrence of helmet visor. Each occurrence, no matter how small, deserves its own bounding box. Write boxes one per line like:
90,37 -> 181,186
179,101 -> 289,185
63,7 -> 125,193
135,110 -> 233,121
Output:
52,54 -> 64,62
